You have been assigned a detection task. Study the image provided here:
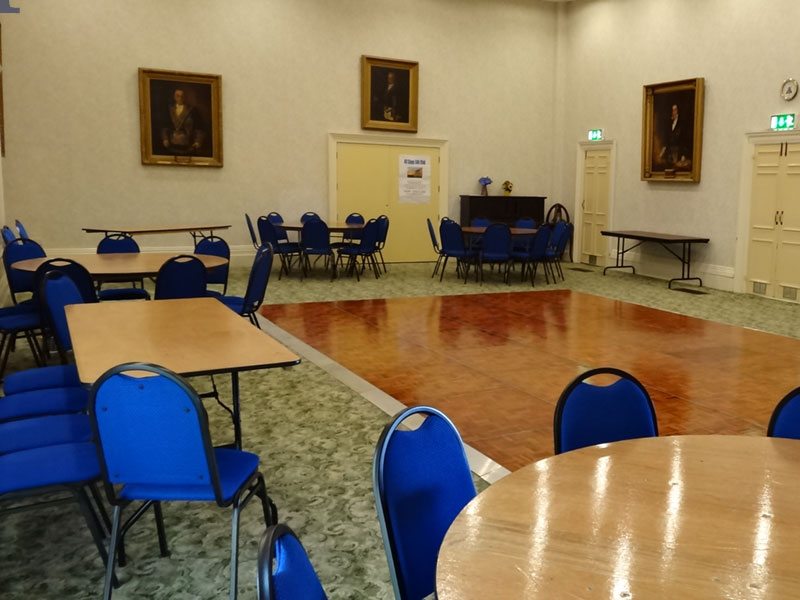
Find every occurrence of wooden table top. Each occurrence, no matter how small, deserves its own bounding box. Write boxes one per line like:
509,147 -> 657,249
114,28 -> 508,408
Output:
461,226 -> 537,236
279,221 -> 365,233
437,435 -> 800,599
601,230 -> 710,243
82,224 -> 231,236
11,252 -> 227,277
66,297 -> 300,384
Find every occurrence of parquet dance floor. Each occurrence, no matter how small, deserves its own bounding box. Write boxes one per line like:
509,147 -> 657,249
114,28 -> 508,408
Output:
261,290 -> 790,471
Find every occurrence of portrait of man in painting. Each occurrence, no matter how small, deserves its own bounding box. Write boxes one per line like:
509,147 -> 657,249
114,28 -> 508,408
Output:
651,89 -> 696,172
369,66 -> 411,124
148,79 -> 214,158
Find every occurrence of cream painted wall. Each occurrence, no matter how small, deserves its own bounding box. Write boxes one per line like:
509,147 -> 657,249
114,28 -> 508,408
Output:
0,0 -> 557,252
559,0 -> 800,277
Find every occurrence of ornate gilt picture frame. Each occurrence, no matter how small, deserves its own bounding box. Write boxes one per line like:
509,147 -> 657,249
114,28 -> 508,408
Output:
641,78 -> 704,183
361,55 -> 418,133
138,68 -> 223,167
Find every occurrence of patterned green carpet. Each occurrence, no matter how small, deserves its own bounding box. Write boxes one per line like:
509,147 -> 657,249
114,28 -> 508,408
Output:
2,260 -> 799,599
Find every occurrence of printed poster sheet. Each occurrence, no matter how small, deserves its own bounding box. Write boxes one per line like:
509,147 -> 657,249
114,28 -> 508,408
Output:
398,155 -> 431,204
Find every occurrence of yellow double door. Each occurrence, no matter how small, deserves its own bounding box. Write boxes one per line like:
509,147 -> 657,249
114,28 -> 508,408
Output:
335,142 -> 440,263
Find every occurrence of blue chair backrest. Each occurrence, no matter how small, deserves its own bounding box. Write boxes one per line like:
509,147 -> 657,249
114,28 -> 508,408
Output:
768,387 -> 800,439
258,216 -> 281,247
471,218 -> 490,228
97,234 -> 140,254
3,238 -> 46,300
376,215 -> 389,245
154,255 -> 207,300
89,363 -> 225,506
373,406 -> 477,600
34,258 -> 98,305
40,270 -> 85,353
1,226 -> 15,246
530,226 -> 552,259
267,212 -> 289,241
426,219 -> 440,253
246,214 -> 259,248
345,213 -> 365,225
300,212 -> 321,224
555,223 -> 573,254
548,221 -> 567,250
240,245 -> 274,316
195,236 -> 230,286
15,220 -> 28,239
439,220 -> 466,254
357,219 -> 379,252
515,217 -> 536,229
300,219 -> 330,252
258,524 -> 327,600
481,224 -> 511,258
554,367 -> 658,454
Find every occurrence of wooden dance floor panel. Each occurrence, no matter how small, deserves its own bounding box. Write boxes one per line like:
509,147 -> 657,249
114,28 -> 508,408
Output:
261,290 -> 792,471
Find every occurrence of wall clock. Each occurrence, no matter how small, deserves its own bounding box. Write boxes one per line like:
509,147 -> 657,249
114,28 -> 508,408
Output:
781,78 -> 798,101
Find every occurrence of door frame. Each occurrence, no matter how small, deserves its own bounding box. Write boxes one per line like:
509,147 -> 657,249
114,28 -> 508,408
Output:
735,130 -> 800,293
573,140 -> 616,264
328,133 -> 449,224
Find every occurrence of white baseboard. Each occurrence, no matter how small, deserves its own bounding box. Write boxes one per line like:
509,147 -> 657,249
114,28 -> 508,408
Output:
603,249 -> 734,291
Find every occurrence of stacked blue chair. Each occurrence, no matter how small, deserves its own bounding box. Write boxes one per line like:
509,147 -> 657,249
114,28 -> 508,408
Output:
15,219 -> 29,239
218,244 -> 274,328
336,219 -> 380,281
300,219 -> 336,280
546,222 -> 574,281
258,217 -> 300,279
154,255 -> 208,300
1,226 -> 15,246
373,406 -> 476,600
90,362 -> 278,600
257,524 -> 328,600
438,220 -> 475,283
195,235 -> 230,297
245,214 -> 260,250
554,367 -> 658,454
3,237 -> 46,305
96,234 -> 151,301
375,215 -> 390,273
767,387 -> 800,439
477,223 -> 512,284
426,218 -> 444,278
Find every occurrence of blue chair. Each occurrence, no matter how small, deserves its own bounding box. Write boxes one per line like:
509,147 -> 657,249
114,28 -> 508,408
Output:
438,220 -> 475,283
3,363 -> 81,395
218,244 -> 274,328
426,218 -> 444,278
3,237 -> 46,305
154,255 -> 207,300
512,225 -> 552,286
1,226 -> 15,246
195,235 -> 230,296
89,362 -> 278,600
0,413 -> 92,454
477,223 -> 512,284
33,258 -> 98,305
245,213 -> 260,250
512,217 -> 536,254
39,269 -> 87,363
0,385 -> 88,423
300,212 -> 321,224
300,219 -> 336,280
554,367 -> 658,454
15,219 -> 29,239
0,304 -> 44,379
257,524 -> 327,600
343,212 -> 365,245
96,234 -> 151,301
267,212 -> 293,247
546,222 -> 573,281
767,387 -> 800,439
373,406 -> 476,600
258,217 -> 300,279
375,215 -> 390,273
336,219 -> 380,281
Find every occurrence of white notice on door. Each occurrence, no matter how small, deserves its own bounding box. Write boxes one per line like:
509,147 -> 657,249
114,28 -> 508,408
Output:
398,155 -> 431,204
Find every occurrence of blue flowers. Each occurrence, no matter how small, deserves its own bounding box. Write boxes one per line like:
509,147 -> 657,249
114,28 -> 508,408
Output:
478,176 -> 492,186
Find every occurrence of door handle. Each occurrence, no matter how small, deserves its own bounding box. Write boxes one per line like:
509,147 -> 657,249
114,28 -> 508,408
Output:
781,210 -> 784,225
776,211 -> 779,225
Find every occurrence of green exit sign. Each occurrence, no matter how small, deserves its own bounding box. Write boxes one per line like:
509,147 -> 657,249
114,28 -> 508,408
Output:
771,113 -> 796,130
588,129 -> 604,141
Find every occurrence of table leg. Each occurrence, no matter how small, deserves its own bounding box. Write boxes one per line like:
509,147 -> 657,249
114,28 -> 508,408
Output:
603,237 -> 636,275
232,371 -> 242,450
667,242 -> 703,289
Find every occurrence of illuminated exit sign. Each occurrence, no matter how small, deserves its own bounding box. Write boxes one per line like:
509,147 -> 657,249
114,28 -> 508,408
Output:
771,114 -> 796,131
588,129 -> 604,141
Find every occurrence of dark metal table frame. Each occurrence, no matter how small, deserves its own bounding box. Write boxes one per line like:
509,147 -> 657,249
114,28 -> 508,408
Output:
601,230 -> 710,289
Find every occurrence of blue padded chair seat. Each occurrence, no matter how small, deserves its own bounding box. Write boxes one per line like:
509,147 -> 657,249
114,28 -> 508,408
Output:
4,364 -> 81,395
0,386 -> 88,422
0,413 -> 92,455
120,448 -> 259,502
277,241 -> 301,253
0,441 -> 99,494
217,295 -> 245,315
98,287 -> 151,301
0,310 -> 40,331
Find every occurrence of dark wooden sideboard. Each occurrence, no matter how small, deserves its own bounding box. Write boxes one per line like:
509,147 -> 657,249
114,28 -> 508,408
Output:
459,195 -> 546,226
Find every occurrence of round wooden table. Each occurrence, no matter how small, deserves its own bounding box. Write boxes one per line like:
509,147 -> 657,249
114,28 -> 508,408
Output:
436,435 -> 800,599
11,252 -> 227,279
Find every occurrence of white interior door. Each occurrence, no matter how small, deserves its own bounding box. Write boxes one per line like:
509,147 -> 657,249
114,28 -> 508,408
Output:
747,143 -> 782,297
580,148 -> 611,266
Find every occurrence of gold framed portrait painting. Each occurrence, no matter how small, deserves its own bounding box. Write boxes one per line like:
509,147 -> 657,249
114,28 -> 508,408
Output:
361,55 -> 418,133
641,78 -> 704,183
138,68 -> 222,167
